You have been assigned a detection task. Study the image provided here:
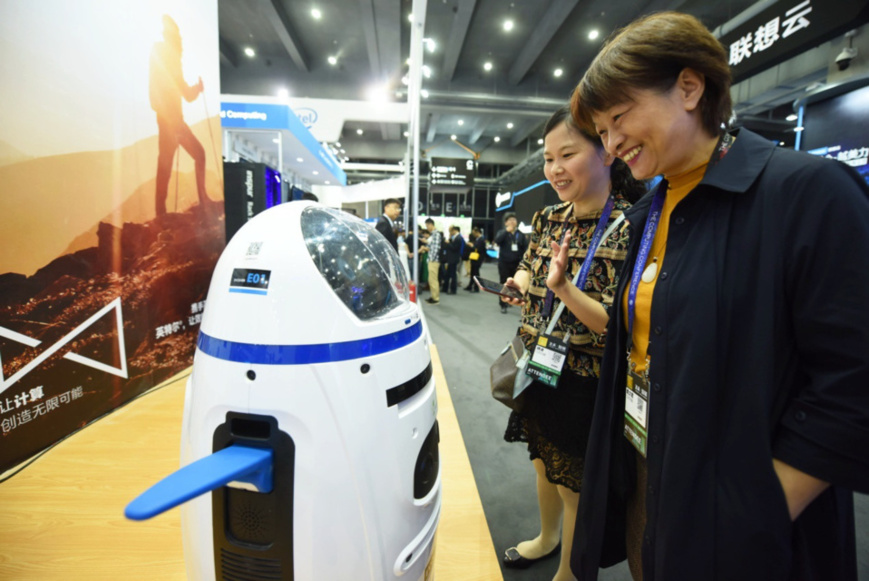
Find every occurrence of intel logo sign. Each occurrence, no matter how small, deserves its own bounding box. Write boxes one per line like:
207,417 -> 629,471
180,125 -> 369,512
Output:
295,107 -> 318,127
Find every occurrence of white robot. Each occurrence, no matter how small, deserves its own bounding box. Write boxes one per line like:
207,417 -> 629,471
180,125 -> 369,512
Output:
127,202 -> 440,581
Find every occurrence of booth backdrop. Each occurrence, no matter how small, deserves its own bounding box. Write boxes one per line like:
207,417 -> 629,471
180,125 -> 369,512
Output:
0,0 -> 224,474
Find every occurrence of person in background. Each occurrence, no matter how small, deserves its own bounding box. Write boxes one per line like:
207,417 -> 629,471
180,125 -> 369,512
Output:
375,198 -> 401,250
570,12 -> 869,581
464,226 -> 487,292
442,225 -> 465,295
420,218 -> 443,305
500,105 -> 644,581
494,213 -> 528,313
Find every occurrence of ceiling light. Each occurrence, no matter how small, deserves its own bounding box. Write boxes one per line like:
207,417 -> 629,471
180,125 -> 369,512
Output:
344,156 -> 349,161
311,8 -> 322,19
340,149 -> 345,153
277,88 -> 289,98
328,55 -> 337,66
272,138 -> 280,143
494,136 -> 501,142
537,138 -> 544,145
325,181 -> 331,185
484,61 -> 493,71
421,89 -> 429,98
450,134 -> 457,140
422,65 -> 432,78
588,29 -> 600,40
336,142 -> 341,147
779,141 -> 785,146
401,74 -> 409,86
458,119 -> 465,126
244,47 -> 255,58
504,19 -> 514,32
404,131 -> 410,137
794,126 -> 804,132
313,171 -> 319,175
507,122 -> 514,129
786,113 -> 798,121
357,129 -> 364,135
424,38 -> 436,53
366,85 -> 389,103
296,157 -> 304,162
554,68 -> 563,77
408,13 -> 413,22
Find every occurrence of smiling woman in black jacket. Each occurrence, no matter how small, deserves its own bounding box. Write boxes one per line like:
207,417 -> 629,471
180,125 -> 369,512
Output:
569,11 -> 869,581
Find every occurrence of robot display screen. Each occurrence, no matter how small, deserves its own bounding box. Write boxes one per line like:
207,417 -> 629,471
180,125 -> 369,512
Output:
302,207 -> 410,320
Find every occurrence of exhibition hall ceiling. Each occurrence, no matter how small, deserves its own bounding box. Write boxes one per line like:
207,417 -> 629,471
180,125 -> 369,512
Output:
217,0 -> 806,166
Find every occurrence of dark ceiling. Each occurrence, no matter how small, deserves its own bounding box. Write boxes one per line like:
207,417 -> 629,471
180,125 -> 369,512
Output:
217,0 -> 811,183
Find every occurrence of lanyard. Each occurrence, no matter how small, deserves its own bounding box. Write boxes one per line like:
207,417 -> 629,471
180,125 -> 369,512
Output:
542,196 -> 615,318
626,184 -> 666,341
626,131 -> 735,343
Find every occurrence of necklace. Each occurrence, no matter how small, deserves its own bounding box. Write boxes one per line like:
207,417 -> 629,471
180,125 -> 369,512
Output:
641,257 -> 658,283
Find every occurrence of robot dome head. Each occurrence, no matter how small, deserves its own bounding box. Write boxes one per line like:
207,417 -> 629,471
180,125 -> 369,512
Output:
301,205 -> 411,321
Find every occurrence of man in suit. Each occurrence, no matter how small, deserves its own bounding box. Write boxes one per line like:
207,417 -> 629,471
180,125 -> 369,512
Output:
442,225 -> 465,295
375,198 -> 402,250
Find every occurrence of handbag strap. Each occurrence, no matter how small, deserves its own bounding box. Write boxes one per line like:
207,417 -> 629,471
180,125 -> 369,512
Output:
544,212 -> 626,335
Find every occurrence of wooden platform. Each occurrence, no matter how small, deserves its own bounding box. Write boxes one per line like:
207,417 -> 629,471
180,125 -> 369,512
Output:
0,346 -> 502,580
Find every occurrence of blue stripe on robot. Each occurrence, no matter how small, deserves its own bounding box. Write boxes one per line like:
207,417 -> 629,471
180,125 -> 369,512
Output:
197,321 -> 423,364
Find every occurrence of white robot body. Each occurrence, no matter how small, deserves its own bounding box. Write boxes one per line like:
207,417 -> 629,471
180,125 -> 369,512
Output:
177,202 -> 439,581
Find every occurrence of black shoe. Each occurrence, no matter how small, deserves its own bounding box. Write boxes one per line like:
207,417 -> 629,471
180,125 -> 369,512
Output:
502,543 -> 560,569
500,304 -> 508,313
425,298 -> 439,305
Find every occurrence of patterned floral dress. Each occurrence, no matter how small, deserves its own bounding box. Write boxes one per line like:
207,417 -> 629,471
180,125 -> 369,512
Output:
504,196 -> 632,492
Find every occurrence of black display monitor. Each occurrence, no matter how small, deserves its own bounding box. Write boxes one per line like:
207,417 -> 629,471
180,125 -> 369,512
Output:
801,84 -> 869,186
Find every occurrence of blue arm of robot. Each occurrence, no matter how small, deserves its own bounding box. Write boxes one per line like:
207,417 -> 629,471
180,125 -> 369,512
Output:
125,445 -> 273,521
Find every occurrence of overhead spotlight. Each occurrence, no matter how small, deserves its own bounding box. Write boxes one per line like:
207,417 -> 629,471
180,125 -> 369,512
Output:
554,68 -> 563,77
357,128 -> 364,135
424,38 -> 436,53
340,149 -> 345,153
311,8 -> 322,19
404,131 -> 410,137
589,29 -> 600,40
313,170 -> 319,175
421,89 -> 430,98
401,74 -> 410,86
325,181 -> 331,185
422,65 -> 432,78
344,156 -> 350,161
408,13 -> 414,22
458,119 -> 465,126
296,157 -> 304,163
779,141 -> 785,146
244,47 -> 255,58
336,142 -> 341,147
272,138 -> 280,144
450,134 -> 457,140
277,88 -> 289,99
328,55 -> 337,66
494,136 -> 501,142
504,19 -> 514,32
366,85 -> 389,103
786,113 -> 798,121
537,138 -> 544,145
484,61 -> 493,71
794,126 -> 805,132
507,122 -> 514,129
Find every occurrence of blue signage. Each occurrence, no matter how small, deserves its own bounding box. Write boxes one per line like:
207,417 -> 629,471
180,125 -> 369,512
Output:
220,102 -> 347,185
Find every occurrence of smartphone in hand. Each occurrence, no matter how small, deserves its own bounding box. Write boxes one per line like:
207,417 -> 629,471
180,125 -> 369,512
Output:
474,276 -> 525,301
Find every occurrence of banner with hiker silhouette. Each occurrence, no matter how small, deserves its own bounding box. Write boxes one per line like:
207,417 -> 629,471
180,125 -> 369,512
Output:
0,0 -> 224,474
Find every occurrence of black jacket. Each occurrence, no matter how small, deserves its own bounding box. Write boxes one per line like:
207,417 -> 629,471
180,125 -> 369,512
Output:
494,228 -> 527,264
375,215 -> 398,250
443,233 -> 465,264
572,129 -> 869,581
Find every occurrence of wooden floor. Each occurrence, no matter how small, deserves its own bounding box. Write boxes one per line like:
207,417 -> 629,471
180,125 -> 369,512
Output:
0,346 -> 502,580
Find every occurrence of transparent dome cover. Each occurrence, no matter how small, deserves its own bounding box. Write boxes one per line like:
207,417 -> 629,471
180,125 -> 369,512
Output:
301,206 -> 410,321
